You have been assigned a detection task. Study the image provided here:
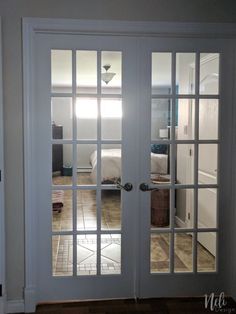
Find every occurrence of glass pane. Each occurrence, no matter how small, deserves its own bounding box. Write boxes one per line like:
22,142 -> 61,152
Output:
76,51 -> 97,94
102,190 -> 121,230
77,235 -> 97,275
152,53 -> 171,95
52,235 -> 73,276
76,98 -> 97,140
51,50 -> 72,93
151,99 -> 171,140
101,52 -> 122,94
199,99 -> 219,140
198,188 -> 217,229
176,53 -> 195,94
200,53 -> 219,95
198,144 -> 218,184
101,234 -> 121,274
77,190 -> 97,231
151,233 -> 170,273
77,144 -> 97,185
52,190 -> 72,231
52,144 -> 73,186
175,189 -> 194,229
151,144 -> 170,177
176,99 -> 195,140
150,187 -> 170,228
51,98 -> 72,140
101,144 -> 122,185
176,144 -> 194,185
174,233 -> 193,272
197,232 -> 216,272
101,98 -> 122,140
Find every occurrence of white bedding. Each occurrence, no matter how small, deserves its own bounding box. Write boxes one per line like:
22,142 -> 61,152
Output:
90,149 -> 168,183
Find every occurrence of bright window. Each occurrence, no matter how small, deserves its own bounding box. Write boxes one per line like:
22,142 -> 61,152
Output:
76,98 -> 122,119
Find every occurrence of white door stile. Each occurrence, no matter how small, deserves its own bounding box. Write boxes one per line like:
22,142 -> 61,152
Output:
0,18 -> 6,314
23,19 -> 236,311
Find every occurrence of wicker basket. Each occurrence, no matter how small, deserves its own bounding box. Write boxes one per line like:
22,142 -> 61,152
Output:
151,175 -> 170,227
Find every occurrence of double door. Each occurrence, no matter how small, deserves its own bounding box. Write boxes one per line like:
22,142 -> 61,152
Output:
32,32 -> 231,302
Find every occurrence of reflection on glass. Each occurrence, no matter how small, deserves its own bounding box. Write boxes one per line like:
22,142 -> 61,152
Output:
174,233 -> 193,272
101,190 -> 121,230
200,53 -> 219,95
77,235 -> 97,275
152,53 -> 172,95
77,144 -> 97,185
76,98 -> 97,140
51,50 -> 72,93
151,233 -> 170,273
176,53 -> 195,94
52,235 -> 73,276
198,188 -> 217,229
101,51 -> 122,94
51,97 -> 72,140
198,144 -> 218,184
151,99 -> 171,140
199,99 -> 218,140
52,190 -> 72,232
101,99 -> 122,140
176,99 -> 195,140
197,232 -> 216,272
176,144 -> 194,184
101,144 -> 122,185
77,190 -> 97,231
52,144 -> 73,186
175,189 -> 194,229
101,234 -> 121,274
76,50 -> 97,94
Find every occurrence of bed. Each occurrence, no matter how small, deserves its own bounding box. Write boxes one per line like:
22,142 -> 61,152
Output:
90,148 -> 168,184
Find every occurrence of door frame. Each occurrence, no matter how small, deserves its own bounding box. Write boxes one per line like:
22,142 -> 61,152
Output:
0,18 -> 6,314
23,18 -> 236,313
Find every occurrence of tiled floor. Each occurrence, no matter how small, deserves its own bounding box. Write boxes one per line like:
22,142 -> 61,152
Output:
52,173 -> 215,276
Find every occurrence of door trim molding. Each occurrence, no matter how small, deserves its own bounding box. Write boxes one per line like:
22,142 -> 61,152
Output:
23,18 -> 236,312
23,18 -> 236,38
0,18 -> 6,314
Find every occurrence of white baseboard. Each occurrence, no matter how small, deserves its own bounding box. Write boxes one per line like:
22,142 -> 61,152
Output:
6,300 -> 24,314
0,296 -> 6,314
175,216 -> 186,228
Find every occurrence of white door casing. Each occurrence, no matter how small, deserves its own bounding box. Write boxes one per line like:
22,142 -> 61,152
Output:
23,18 -> 236,312
0,18 -> 6,314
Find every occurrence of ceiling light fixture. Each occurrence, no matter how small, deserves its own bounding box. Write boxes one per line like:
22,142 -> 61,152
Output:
101,64 -> 116,84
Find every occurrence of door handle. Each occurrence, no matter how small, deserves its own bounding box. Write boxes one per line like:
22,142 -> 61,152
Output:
116,181 -> 133,192
139,183 -> 159,192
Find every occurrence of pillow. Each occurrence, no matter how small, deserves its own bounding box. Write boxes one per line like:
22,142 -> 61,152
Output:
151,144 -> 168,155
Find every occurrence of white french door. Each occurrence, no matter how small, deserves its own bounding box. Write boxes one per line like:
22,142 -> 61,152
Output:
138,38 -> 233,297
29,28 -> 233,304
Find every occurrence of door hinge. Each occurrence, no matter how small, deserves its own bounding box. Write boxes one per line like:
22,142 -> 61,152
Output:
188,212 -> 191,220
189,149 -> 192,157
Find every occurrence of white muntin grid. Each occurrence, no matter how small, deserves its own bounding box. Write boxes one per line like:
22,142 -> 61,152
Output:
51,49 -> 123,277
150,51 -> 220,274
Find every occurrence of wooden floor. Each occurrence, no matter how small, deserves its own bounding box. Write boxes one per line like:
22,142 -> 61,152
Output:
34,297 -> 236,314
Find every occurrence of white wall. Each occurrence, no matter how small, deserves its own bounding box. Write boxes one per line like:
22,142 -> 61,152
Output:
1,0 -> 236,302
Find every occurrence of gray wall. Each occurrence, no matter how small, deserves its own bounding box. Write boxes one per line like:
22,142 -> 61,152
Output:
1,0 -> 236,302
